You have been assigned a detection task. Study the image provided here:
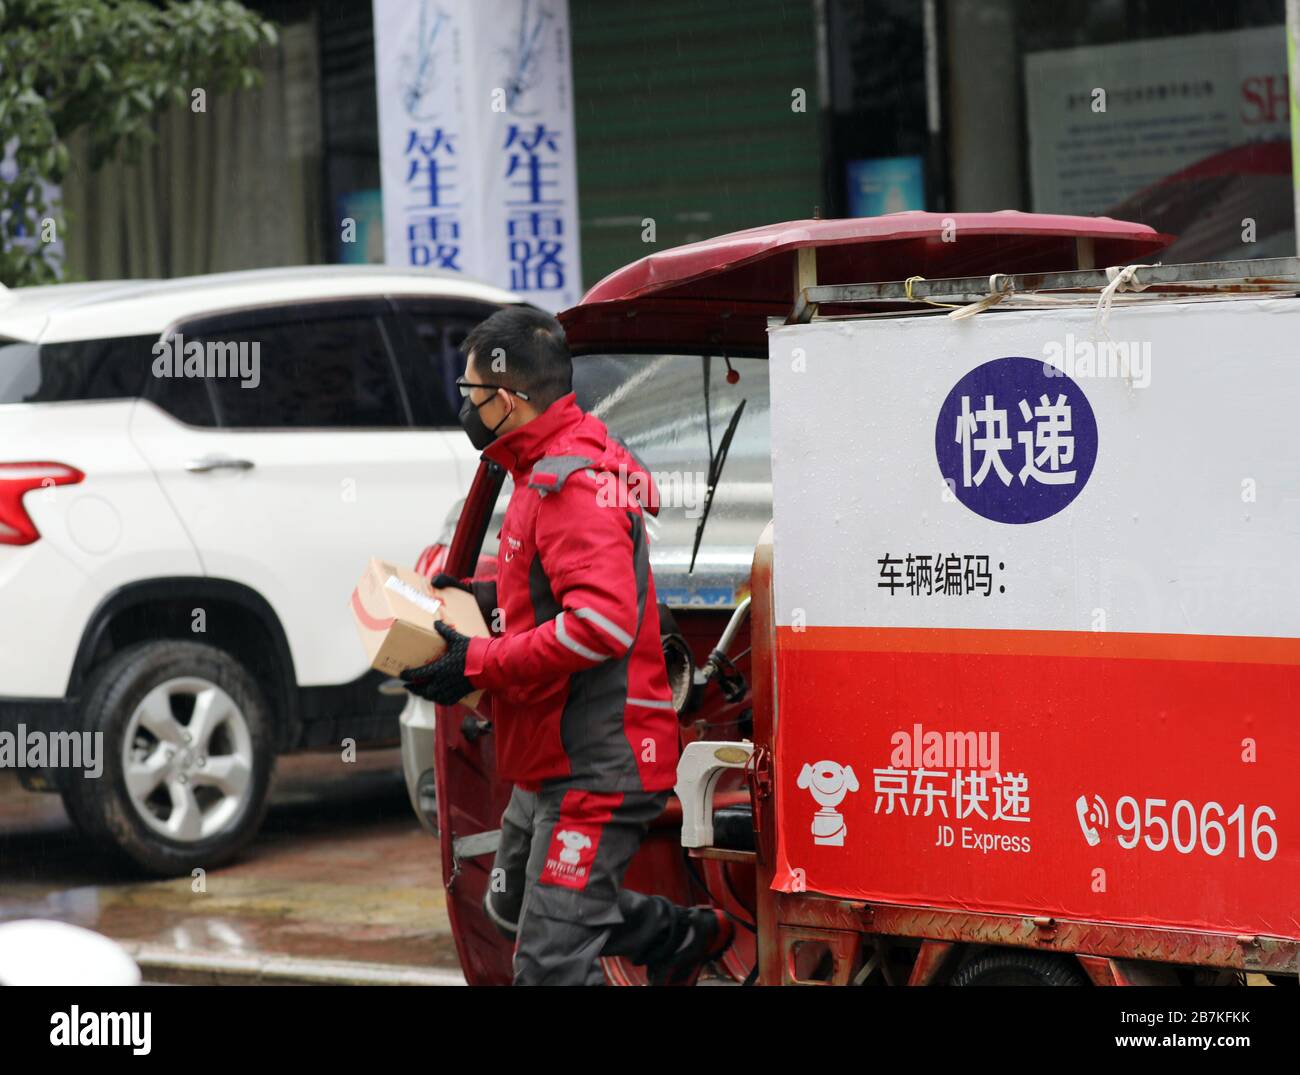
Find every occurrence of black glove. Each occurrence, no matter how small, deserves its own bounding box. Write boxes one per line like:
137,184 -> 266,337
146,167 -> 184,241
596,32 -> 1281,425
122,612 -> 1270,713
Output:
430,572 -> 472,594
401,621 -> 475,705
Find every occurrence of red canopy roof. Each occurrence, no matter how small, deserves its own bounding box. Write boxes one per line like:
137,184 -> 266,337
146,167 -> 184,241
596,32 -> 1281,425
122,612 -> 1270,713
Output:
559,211 -> 1172,353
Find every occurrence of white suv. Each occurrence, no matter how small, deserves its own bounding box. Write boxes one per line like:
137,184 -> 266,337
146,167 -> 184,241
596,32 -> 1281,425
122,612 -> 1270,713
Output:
0,266 -> 518,874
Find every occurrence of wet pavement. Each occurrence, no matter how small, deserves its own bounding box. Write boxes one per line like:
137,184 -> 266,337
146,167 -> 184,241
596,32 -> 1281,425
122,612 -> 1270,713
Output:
0,750 -> 463,982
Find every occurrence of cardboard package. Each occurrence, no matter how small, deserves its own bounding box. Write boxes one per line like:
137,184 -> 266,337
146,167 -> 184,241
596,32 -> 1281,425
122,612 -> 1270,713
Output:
349,558 -> 488,710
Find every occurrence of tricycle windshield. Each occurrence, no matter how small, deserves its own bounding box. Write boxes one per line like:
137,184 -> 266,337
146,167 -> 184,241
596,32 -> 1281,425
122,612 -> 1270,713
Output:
470,351 -> 772,609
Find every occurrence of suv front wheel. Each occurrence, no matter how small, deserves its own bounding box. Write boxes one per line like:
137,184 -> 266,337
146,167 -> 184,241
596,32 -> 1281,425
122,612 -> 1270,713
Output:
63,641 -> 275,875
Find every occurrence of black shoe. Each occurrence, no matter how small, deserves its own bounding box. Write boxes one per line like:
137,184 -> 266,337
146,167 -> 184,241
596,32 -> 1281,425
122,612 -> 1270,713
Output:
646,906 -> 735,987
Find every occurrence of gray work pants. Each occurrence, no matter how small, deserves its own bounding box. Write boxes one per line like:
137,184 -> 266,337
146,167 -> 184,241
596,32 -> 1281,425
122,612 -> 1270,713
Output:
486,783 -> 686,985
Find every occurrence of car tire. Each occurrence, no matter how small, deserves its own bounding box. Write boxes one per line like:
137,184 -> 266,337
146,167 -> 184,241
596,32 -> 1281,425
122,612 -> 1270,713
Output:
949,950 -> 1088,987
62,641 -> 275,876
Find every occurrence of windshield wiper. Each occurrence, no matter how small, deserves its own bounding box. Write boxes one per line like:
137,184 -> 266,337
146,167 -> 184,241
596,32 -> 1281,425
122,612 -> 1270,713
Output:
689,396 -> 746,574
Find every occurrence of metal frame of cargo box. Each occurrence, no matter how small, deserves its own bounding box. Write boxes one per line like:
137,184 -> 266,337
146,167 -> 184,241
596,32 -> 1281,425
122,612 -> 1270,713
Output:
790,255 -> 1300,322
732,257 -> 1300,987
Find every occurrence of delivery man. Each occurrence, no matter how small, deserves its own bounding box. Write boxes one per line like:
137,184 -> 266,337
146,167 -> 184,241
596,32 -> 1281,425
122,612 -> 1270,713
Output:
401,306 -> 734,986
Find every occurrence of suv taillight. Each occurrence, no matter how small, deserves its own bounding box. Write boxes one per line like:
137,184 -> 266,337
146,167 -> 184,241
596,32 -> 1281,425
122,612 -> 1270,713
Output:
0,463 -> 85,545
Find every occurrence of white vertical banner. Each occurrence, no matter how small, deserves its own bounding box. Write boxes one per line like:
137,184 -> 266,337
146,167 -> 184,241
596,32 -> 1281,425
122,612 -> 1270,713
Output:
373,0 -> 583,312
474,0 -> 583,312
374,0 -> 476,279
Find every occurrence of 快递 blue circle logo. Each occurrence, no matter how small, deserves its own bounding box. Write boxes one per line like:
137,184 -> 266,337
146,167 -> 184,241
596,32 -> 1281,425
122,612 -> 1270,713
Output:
935,356 -> 1097,524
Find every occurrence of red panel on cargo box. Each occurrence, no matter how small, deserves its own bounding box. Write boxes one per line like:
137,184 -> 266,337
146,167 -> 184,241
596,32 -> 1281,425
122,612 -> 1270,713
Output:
771,629 -> 1300,940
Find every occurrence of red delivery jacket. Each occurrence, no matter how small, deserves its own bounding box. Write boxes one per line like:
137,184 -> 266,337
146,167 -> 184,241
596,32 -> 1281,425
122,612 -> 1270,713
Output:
463,393 -> 679,793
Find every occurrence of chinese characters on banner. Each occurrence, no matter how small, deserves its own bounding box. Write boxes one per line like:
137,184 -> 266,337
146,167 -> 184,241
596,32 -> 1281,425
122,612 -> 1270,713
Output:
373,0 -> 582,312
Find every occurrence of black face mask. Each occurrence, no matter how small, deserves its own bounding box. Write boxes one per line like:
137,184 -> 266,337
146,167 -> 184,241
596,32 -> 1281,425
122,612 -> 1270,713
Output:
458,394 -> 511,451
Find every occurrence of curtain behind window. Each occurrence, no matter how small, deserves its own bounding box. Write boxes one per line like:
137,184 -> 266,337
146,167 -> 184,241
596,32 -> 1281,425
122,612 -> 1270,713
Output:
60,19 -> 324,281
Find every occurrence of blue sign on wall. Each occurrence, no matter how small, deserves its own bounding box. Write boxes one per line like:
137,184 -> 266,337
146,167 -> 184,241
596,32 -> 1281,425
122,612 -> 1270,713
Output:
336,189 -> 385,264
846,156 -> 925,217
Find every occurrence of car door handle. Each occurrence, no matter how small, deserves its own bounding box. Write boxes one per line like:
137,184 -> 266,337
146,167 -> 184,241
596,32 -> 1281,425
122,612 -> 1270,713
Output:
184,456 -> 255,473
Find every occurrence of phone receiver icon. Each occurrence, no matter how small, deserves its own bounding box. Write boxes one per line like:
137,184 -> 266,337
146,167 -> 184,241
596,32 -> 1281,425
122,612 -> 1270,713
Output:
1075,794 -> 1106,846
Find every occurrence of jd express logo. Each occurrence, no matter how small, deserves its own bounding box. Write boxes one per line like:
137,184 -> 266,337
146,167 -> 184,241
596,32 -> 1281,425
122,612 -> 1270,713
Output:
874,723 -> 1033,856
796,760 -> 859,847
936,356 -> 1098,524
540,825 -> 599,890
152,332 -> 261,389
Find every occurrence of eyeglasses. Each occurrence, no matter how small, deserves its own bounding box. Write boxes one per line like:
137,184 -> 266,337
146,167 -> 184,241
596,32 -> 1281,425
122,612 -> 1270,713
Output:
455,379 -> 530,401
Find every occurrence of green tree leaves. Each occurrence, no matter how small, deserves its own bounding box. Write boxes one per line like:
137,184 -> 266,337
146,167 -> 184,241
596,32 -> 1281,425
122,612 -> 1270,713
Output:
0,0 -> 276,285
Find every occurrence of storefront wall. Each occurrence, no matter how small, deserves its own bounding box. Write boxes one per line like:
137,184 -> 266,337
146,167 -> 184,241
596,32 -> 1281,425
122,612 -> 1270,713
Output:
570,0 -> 824,285
62,1 -> 1290,284
825,0 -> 1293,263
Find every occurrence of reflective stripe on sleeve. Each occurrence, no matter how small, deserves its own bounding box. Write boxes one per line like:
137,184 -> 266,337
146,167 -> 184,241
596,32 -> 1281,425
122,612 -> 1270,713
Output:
627,697 -> 676,710
573,606 -> 634,651
555,611 -> 607,662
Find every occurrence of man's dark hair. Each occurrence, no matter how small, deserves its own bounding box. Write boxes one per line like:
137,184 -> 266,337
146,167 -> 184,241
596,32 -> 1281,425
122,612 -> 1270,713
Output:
462,305 -> 572,410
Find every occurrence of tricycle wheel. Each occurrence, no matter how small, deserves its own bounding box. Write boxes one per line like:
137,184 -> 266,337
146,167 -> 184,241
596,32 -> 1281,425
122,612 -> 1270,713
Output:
949,950 -> 1087,987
